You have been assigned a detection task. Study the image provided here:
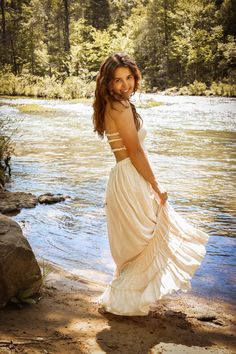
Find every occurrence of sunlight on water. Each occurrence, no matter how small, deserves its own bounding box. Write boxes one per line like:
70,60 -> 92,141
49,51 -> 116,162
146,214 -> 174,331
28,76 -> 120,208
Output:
0,95 -> 235,301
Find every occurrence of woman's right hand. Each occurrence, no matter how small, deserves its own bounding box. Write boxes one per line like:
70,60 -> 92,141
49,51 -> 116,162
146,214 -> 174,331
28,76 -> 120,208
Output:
152,183 -> 168,205
158,191 -> 168,205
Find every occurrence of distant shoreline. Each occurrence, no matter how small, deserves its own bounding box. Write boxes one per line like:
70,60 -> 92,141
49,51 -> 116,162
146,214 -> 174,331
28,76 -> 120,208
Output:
0,75 -> 235,100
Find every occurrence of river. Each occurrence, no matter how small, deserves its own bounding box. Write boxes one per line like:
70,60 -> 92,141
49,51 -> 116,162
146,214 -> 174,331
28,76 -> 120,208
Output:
0,94 -> 235,303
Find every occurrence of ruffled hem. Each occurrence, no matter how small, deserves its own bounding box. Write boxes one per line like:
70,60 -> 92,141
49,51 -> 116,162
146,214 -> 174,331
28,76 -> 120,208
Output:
97,202 -> 208,316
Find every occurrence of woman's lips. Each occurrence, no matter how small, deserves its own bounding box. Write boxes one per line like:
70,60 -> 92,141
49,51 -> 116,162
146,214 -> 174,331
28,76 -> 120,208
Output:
121,89 -> 131,95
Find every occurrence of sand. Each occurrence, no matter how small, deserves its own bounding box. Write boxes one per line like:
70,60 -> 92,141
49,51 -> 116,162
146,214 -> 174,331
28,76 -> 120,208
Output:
0,262 -> 235,354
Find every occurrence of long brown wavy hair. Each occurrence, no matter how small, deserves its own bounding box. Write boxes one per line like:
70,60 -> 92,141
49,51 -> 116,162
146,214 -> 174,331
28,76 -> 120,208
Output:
92,53 -> 142,138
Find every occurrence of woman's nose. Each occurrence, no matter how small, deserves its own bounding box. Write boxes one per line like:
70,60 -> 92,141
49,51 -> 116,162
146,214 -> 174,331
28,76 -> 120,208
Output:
122,80 -> 128,90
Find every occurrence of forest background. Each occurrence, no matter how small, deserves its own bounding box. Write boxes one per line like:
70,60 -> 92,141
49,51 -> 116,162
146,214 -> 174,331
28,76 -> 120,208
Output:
0,0 -> 235,98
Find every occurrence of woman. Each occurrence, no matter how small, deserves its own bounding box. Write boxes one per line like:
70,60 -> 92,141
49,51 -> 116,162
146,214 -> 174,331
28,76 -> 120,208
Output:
92,53 -> 208,316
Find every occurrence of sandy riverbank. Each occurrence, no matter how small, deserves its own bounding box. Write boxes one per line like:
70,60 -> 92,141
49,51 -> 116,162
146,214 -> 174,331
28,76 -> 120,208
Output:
0,261 -> 235,354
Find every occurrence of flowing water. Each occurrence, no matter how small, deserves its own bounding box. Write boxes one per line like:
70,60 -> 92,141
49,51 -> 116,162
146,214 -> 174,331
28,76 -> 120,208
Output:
0,95 -> 235,303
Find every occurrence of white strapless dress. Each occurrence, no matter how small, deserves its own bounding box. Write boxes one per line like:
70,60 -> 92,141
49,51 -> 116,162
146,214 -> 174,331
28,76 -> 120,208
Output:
98,127 -> 209,316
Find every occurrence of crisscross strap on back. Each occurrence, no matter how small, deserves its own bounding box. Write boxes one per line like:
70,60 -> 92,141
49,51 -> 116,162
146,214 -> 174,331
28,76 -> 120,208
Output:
111,146 -> 126,152
108,137 -> 123,143
105,131 -> 126,152
106,132 -> 120,137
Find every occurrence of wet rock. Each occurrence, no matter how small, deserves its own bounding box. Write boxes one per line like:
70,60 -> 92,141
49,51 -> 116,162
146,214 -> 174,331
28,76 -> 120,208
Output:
0,191 -> 38,214
0,214 -> 42,308
38,193 -> 66,204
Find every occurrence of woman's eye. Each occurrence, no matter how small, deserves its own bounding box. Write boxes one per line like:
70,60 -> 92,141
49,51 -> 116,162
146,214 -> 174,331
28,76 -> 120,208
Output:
114,79 -> 120,83
128,75 -> 133,80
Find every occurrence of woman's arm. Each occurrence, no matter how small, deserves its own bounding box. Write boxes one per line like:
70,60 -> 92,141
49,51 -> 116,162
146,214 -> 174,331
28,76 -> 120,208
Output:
107,101 -> 168,204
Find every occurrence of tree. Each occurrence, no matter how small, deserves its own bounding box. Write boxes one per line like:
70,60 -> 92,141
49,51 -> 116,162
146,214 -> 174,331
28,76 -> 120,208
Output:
83,0 -> 110,29
0,0 -> 235,92
134,0 -> 176,89
170,1 -> 223,84
0,0 -> 7,65
218,0 -> 236,37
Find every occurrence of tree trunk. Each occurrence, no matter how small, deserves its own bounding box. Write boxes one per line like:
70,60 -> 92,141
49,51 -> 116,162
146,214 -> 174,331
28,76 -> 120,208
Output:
44,0 -> 52,76
163,0 -> 169,81
63,0 -> 70,76
30,26 -> 35,75
10,35 -> 17,75
0,0 -> 6,64
63,0 -> 70,52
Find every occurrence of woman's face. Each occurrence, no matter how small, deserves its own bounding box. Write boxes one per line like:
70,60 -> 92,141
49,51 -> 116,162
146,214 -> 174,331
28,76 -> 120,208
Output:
110,66 -> 135,99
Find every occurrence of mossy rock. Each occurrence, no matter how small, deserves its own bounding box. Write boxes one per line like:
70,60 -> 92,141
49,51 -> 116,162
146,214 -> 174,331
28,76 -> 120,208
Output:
17,104 -> 57,114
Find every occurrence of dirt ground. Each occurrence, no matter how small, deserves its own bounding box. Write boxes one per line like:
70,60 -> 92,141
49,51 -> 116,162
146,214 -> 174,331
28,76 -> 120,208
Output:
0,262 -> 235,354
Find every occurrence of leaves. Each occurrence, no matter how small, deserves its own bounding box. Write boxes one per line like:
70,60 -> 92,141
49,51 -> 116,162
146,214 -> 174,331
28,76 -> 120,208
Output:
0,0 -> 235,92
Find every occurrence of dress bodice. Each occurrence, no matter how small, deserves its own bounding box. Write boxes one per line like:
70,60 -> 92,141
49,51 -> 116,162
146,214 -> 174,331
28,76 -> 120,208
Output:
138,126 -> 147,146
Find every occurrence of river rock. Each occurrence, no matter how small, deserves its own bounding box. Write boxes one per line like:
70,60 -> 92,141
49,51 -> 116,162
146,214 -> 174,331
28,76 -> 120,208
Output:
0,214 -> 42,308
0,191 -> 38,214
38,193 -> 66,204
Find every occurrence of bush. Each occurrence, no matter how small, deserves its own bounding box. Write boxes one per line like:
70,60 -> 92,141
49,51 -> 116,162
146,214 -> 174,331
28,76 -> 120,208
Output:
0,116 -> 18,188
210,82 -> 236,97
0,118 -> 15,160
0,72 -> 16,95
63,76 -> 95,99
0,72 -> 95,99
188,80 -> 207,95
178,86 -> 191,95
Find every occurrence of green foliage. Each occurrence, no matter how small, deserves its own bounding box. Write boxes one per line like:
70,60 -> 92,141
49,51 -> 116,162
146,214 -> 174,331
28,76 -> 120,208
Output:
188,80 -> 207,96
217,35 -> 236,80
83,0 -> 110,29
0,72 -> 95,99
178,81 -> 236,96
178,85 -> 191,96
218,0 -> 236,37
210,82 -> 236,96
134,0 -> 176,89
0,116 -> 17,161
169,2 -> 223,84
70,18 -> 136,77
0,0 -> 235,96
0,115 -> 20,187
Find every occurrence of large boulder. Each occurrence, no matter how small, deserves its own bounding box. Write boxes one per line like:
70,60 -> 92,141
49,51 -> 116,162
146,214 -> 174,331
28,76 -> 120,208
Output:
0,214 -> 42,308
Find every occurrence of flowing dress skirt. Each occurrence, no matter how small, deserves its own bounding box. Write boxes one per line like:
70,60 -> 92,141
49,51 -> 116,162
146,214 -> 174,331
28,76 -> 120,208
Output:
98,157 -> 209,316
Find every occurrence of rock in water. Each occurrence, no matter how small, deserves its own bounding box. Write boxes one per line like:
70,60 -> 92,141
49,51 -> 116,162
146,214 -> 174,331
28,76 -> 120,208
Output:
0,214 -> 42,308
38,193 -> 66,204
0,191 -> 38,214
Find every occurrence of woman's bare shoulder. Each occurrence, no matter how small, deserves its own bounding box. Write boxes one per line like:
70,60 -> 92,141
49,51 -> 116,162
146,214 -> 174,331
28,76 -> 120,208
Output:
107,99 -> 130,113
106,100 -> 132,123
